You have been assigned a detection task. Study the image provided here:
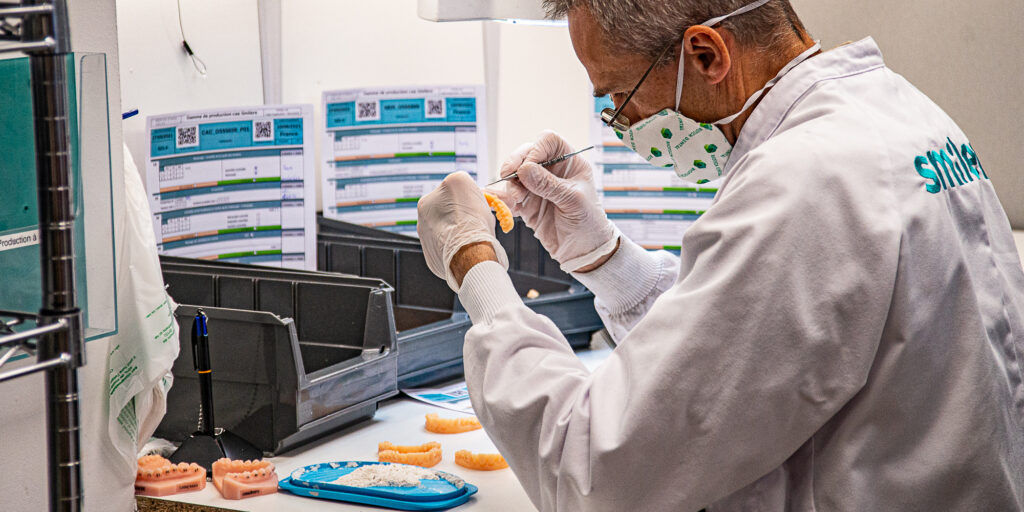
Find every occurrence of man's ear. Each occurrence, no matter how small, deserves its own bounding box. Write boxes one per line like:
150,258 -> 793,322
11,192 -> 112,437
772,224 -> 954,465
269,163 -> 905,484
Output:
682,26 -> 731,85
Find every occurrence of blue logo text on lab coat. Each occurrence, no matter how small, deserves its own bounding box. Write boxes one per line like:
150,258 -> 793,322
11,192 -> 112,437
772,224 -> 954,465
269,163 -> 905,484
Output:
914,138 -> 988,194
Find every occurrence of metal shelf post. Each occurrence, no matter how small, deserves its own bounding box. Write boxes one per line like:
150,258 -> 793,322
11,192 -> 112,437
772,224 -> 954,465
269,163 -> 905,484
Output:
0,1 -> 84,510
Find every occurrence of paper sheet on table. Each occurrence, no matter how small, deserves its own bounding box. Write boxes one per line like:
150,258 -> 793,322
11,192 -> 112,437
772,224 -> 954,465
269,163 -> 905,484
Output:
401,381 -> 475,415
320,85 -> 488,237
590,93 -> 718,253
144,105 -> 317,270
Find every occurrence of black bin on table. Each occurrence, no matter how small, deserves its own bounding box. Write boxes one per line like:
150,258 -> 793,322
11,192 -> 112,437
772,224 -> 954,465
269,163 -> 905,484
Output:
156,258 -> 399,455
317,215 -> 604,387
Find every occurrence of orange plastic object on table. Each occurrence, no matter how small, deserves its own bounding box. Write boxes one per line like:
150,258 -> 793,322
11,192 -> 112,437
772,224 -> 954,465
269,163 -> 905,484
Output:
455,450 -> 509,471
378,441 -> 443,468
211,458 -> 279,500
425,413 -> 482,434
134,455 -> 207,497
483,191 -> 514,233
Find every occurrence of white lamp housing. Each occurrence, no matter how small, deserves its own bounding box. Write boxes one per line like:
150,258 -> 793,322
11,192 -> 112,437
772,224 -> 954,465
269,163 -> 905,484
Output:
417,0 -> 557,22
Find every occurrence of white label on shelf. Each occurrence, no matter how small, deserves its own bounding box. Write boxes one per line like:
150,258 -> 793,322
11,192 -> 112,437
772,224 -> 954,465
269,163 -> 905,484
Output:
0,229 -> 39,253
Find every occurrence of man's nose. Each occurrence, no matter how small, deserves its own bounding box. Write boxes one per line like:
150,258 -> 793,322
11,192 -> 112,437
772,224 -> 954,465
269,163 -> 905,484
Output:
611,92 -> 640,125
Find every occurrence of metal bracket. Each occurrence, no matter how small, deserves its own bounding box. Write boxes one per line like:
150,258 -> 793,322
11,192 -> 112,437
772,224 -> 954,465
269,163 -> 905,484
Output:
0,311 -> 69,379
0,2 -> 56,53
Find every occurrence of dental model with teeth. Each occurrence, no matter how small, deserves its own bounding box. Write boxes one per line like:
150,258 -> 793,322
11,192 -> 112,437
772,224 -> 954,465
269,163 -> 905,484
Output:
134,455 -> 207,497
211,458 -> 279,499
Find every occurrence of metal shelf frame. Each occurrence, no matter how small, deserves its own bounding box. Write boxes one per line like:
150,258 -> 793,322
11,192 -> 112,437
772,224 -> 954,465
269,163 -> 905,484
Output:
0,1 -> 86,511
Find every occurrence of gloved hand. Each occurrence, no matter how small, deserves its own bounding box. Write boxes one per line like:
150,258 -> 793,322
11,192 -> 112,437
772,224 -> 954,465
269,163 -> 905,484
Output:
493,131 -> 618,272
417,171 -> 510,292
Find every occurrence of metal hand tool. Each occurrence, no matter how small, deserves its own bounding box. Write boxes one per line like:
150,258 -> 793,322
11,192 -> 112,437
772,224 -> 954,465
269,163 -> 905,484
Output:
486,145 -> 595,187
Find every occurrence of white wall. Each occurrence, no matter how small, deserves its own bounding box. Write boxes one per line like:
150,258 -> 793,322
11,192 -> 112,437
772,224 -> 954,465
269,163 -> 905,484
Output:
115,0 -> 1023,226
281,0 -> 488,211
118,0 -> 264,169
1016,232 -> 1024,269
281,1 -> 485,108
491,22 -> 592,171
117,0 -> 591,208
790,0 -> 1024,228
280,1 -> 595,209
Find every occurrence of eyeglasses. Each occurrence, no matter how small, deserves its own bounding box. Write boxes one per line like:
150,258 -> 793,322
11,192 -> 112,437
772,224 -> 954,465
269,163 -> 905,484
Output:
600,40 -> 676,132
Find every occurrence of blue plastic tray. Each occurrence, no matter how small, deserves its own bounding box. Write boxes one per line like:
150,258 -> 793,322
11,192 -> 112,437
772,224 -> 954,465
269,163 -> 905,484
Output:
279,461 -> 477,510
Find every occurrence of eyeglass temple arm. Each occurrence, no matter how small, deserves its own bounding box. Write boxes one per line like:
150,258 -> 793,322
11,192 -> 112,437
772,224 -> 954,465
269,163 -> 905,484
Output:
604,40 -> 677,127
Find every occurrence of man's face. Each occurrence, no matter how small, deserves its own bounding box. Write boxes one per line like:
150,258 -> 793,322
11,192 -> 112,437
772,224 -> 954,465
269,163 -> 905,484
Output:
568,6 -> 680,126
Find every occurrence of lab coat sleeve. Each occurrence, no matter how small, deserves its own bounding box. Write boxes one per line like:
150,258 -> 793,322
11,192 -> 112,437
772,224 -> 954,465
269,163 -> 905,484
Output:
570,238 -> 680,342
457,146 -> 901,511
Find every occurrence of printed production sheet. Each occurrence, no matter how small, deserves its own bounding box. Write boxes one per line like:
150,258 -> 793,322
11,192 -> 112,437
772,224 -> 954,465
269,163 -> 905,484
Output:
591,95 -> 718,253
402,381 -> 475,415
321,85 -> 488,237
145,105 -> 317,269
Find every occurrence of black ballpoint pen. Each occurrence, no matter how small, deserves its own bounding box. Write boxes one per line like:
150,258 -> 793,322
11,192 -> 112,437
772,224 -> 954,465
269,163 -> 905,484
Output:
192,309 -> 214,436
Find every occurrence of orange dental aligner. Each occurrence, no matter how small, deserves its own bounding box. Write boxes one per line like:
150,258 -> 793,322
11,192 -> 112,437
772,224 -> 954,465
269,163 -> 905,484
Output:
483,191 -> 514,234
379,441 -> 442,454
424,413 -> 482,434
455,450 -> 509,471
134,455 -> 207,497
377,441 -> 443,468
211,458 -> 279,500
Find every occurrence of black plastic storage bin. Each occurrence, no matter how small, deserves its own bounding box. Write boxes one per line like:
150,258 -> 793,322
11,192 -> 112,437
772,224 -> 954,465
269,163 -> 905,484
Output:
317,215 -> 604,387
157,257 -> 399,455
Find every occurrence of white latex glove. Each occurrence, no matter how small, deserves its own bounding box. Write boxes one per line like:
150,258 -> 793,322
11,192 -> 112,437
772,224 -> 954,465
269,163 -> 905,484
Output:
417,171 -> 510,292
493,131 -> 618,272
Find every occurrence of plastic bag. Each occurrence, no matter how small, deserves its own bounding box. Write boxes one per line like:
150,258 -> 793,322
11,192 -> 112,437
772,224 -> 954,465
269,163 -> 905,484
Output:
106,143 -> 180,471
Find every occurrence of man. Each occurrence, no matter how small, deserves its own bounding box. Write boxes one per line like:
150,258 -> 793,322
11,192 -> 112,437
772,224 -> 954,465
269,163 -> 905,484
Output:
417,0 -> 1024,510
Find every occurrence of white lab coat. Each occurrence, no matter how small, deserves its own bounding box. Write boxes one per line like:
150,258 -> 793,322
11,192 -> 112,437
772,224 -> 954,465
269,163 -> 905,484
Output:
457,38 -> 1024,511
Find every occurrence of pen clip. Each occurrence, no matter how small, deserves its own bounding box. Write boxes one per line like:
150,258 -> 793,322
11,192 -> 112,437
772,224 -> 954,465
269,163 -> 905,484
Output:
191,309 -> 207,371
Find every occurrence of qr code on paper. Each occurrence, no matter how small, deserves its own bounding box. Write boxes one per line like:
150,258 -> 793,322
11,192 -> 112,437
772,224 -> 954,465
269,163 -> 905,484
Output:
425,98 -> 445,118
253,120 -> 274,142
176,125 -> 198,148
356,100 -> 379,121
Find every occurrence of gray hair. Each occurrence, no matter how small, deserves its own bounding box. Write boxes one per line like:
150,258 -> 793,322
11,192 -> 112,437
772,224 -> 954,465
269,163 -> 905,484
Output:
544,0 -> 807,60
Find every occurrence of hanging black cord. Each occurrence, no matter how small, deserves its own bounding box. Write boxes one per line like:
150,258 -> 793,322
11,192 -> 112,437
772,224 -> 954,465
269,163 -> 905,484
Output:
177,0 -> 207,75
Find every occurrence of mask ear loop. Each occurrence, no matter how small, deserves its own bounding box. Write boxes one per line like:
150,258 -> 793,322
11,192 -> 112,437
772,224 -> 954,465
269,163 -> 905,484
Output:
675,0 -> 776,111
703,0 -> 775,28
714,41 -> 820,125
673,38 -> 686,112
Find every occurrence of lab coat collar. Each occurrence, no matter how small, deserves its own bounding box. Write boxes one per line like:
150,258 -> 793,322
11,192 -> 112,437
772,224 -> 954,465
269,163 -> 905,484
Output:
725,37 -> 887,173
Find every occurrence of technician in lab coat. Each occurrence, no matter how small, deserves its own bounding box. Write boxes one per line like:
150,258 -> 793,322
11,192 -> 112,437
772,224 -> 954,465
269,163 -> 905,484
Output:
416,0 -> 1024,510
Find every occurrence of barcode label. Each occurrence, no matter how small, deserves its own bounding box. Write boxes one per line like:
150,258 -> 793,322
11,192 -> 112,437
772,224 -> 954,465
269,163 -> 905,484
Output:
425,98 -> 445,119
356,100 -> 379,121
176,125 -> 199,148
253,120 -> 274,142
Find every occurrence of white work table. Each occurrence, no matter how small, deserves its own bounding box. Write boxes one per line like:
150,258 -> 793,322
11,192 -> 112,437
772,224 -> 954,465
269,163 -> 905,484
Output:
142,231 -> 1024,512
139,229 -> 1024,512
147,347 -> 613,512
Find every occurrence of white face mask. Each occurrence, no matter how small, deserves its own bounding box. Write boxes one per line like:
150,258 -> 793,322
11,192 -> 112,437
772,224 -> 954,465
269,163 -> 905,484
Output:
615,0 -> 821,184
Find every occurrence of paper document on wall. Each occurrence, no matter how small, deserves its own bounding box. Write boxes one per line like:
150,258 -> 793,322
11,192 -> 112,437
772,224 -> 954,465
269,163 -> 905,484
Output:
144,105 -> 317,270
591,95 -> 718,253
321,85 -> 488,237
